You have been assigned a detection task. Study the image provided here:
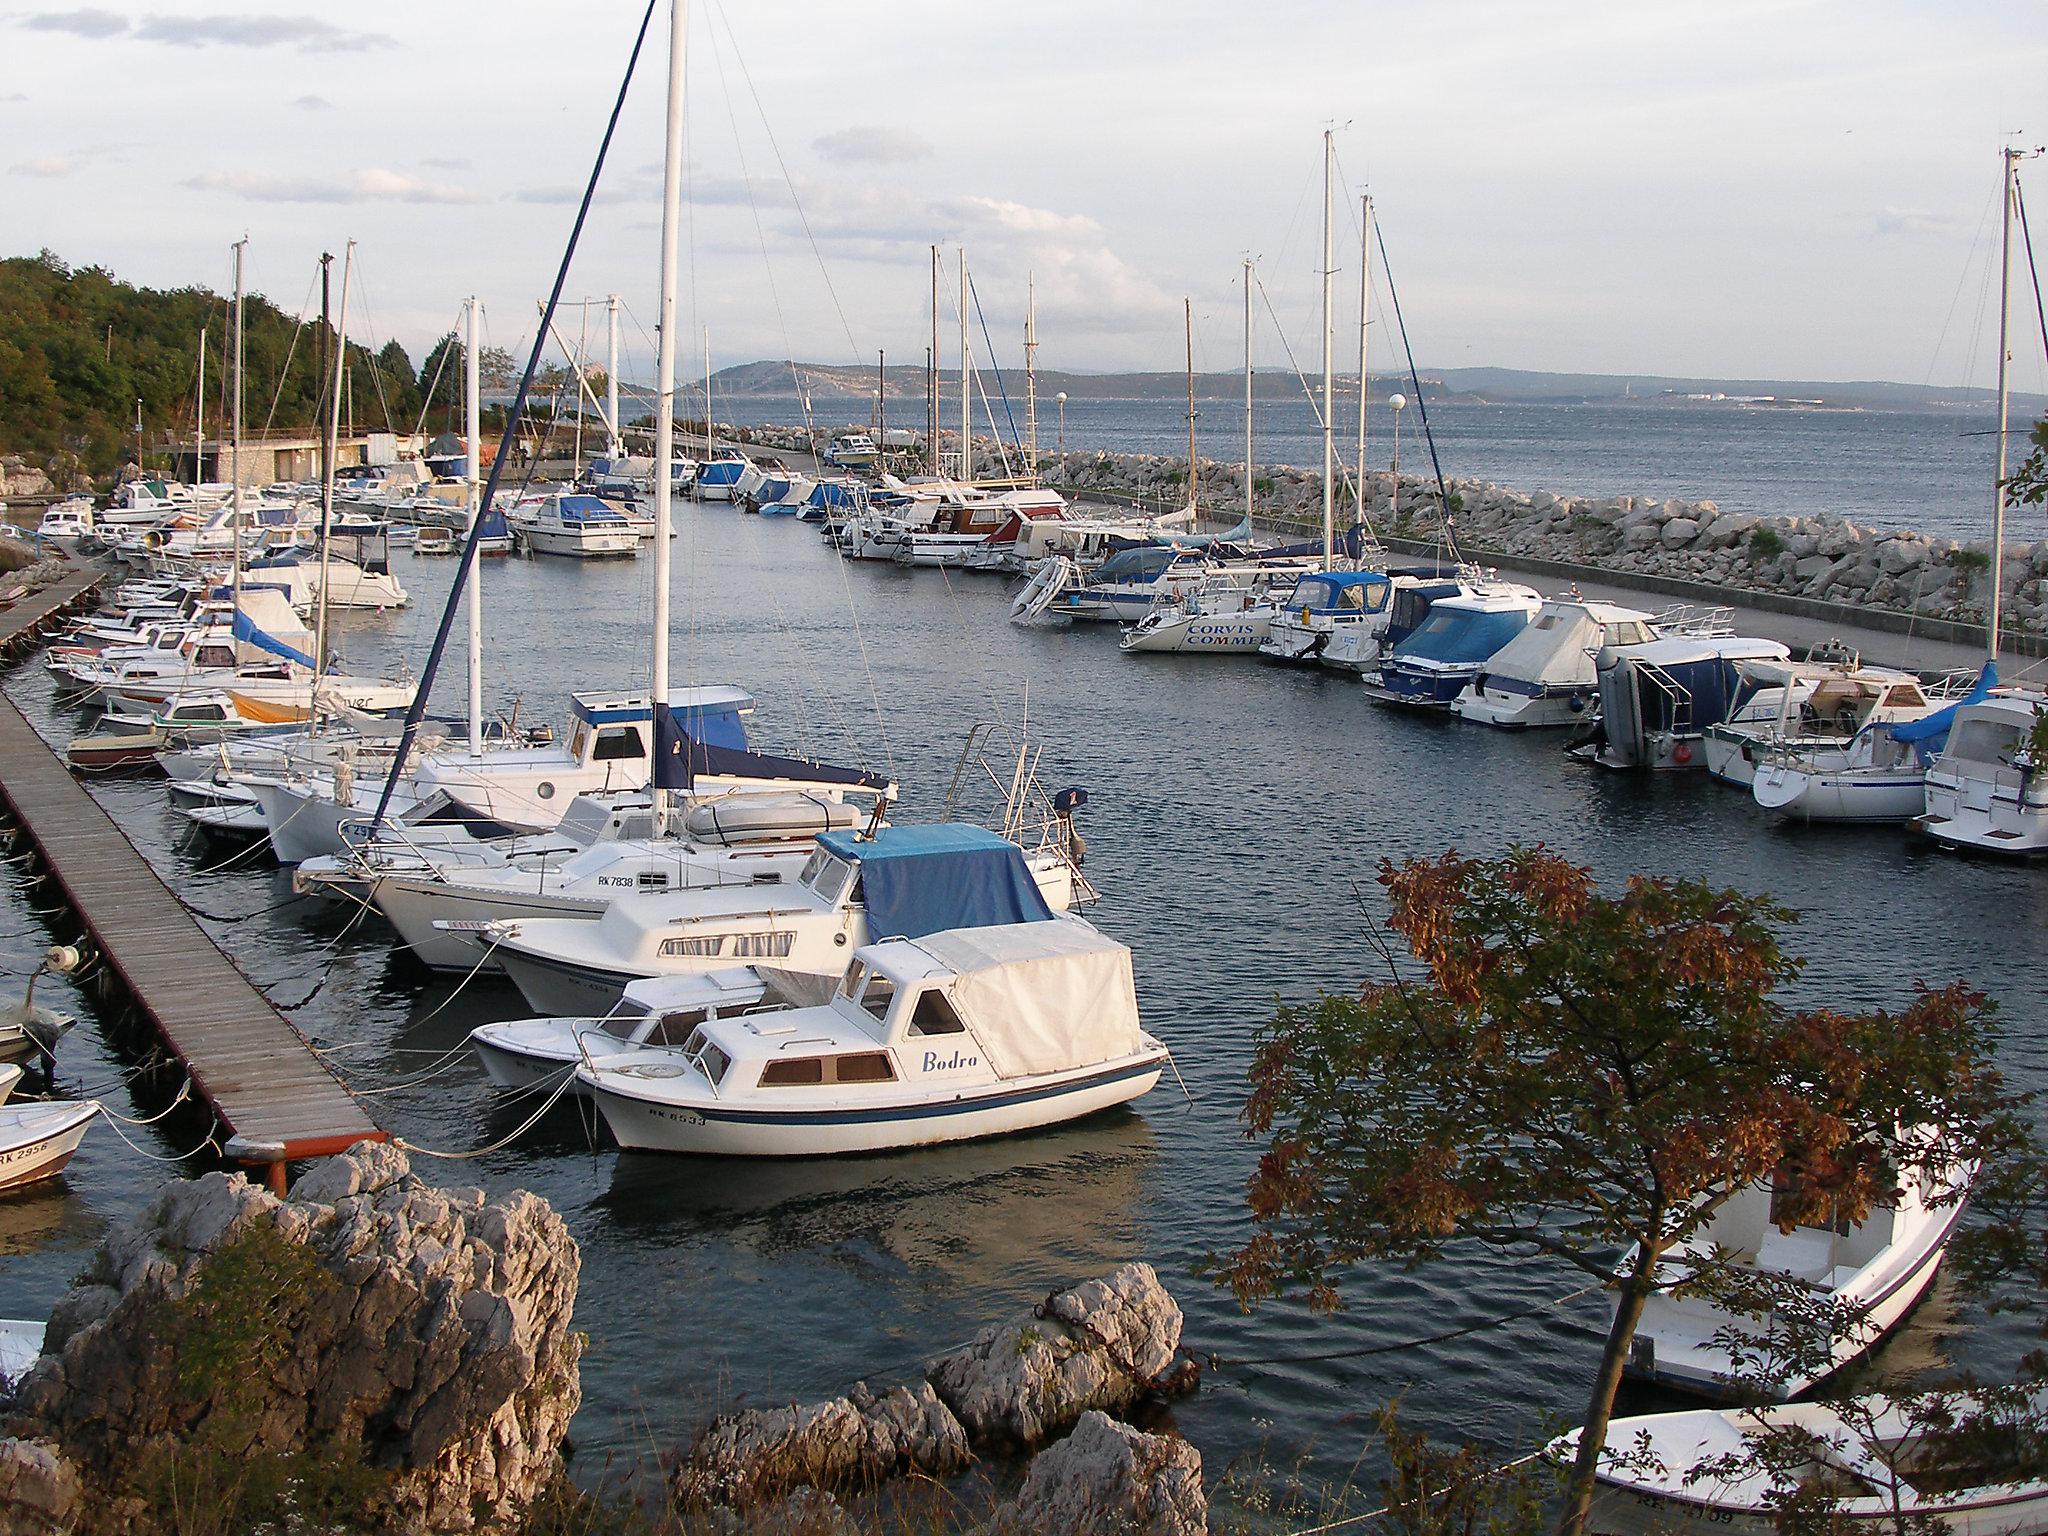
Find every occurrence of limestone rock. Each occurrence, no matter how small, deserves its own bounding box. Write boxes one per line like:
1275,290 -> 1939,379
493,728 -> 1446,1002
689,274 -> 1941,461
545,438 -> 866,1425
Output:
674,1381 -> 970,1511
1622,523 -> 1662,552
926,1263 -> 1197,1449
999,1412 -> 1206,1536
1660,517 -> 1699,549
12,1142 -> 580,1532
0,1438 -> 80,1536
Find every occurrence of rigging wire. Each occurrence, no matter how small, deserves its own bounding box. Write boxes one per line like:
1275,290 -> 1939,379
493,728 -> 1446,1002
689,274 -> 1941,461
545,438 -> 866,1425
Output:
1371,219 -> 1461,565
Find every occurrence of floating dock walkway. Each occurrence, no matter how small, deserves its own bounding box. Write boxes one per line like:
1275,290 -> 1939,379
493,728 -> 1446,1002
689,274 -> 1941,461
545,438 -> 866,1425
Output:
0,561 -> 382,1187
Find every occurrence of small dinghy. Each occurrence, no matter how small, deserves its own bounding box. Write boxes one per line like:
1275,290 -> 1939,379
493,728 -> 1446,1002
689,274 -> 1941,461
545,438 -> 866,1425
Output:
576,917 -> 1168,1157
1556,1395 -> 2048,1536
0,1101 -> 99,1193
0,1063 -> 21,1105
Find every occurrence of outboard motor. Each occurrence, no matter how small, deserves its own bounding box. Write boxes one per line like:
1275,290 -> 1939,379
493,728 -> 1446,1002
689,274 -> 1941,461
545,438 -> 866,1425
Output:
1053,786 -> 1089,865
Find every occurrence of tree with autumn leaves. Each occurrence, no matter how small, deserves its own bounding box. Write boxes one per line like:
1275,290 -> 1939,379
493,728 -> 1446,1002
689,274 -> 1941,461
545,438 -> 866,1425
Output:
1221,848 -> 2027,1536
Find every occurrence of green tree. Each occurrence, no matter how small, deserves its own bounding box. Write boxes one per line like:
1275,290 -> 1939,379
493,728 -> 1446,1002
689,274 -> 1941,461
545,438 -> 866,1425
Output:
2007,416 -> 2048,508
1220,848 -> 2021,1536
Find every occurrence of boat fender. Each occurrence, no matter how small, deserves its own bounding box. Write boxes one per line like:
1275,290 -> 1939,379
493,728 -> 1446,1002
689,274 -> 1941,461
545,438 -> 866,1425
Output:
1673,742 -> 1693,766
1567,693 -> 1588,713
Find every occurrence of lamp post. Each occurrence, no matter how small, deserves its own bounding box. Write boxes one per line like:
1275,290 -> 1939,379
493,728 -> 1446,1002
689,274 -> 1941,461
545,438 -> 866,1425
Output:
1388,392 -> 1406,525
1055,392 -> 1067,455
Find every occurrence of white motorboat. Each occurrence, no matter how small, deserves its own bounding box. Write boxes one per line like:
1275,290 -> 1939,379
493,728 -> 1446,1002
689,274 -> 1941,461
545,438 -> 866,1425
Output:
1259,569 -> 1402,665
35,498 -> 95,548
487,822 -> 1082,1016
507,494 -> 639,558
1368,582 -> 1544,706
0,1101 -> 99,1193
577,917 -> 1167,1156
1624,1153 -> 1971,1399
1314,571 -> 1470,673
1560,1395 -> 2048,1536
1118,570 -> 1302,655
241,550 -> 409,610
470,965 -> 801,1091
0,992 -> 74,1070
1920,690 -> 2048,856
1585,635 -> 1794,771
1451,599 -> 1660,729
1703,657 -> 1942,788
695,449 -> 751,502
0,1063 -> 21,1105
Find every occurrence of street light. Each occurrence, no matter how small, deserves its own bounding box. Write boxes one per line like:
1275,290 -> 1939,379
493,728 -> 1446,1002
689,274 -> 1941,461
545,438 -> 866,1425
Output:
1055,392 -> 1068,455
1388,392 -> 1406,525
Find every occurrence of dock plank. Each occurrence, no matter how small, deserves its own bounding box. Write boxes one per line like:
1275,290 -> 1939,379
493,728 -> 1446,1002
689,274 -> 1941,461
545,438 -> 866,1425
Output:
0,565 -> 381,1163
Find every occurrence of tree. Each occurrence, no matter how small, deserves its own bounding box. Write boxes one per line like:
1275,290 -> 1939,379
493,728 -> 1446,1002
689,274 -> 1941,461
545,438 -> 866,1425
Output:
2007,416 -> 2048,508
1220,848 -> 2021,1536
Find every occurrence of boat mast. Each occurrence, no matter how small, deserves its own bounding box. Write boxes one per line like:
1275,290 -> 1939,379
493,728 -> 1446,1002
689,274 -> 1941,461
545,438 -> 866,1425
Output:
877,348 -> 886,451
1991,145 -> 2025,665
230,237 -> 245,618
1357,193 -> 1371,531
1320,128 -> 1334,571
314,242 -> 355,701
1184,296 -> 1197,516
464,294 -> 484,758
194,325 -> 205,491
958,247 -> 971,482
652,0 -> 689,828
1025,271 -> 1038,476
703,328 -> 712,472
606,292 -> 622,459
1244,257 -> 1254,528
929,245 -> 941,476
316,255 -> 331,488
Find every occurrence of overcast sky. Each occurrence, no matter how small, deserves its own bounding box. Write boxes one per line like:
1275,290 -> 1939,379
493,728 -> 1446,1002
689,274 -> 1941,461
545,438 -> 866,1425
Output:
6,0 -> 2047,393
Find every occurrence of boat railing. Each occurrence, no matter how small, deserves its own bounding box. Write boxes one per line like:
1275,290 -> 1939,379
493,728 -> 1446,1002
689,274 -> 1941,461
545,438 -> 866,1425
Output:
1651,603 -> 1736,638
1633,660 -> 1697,737
944,721 -> 1100,907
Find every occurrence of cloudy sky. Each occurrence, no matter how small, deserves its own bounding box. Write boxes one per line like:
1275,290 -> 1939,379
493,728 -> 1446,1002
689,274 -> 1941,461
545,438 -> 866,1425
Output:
6,0 -> 2047,392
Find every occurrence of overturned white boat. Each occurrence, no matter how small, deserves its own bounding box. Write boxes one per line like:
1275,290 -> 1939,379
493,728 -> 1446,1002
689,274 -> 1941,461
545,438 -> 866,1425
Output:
577,918 -> 1167,1156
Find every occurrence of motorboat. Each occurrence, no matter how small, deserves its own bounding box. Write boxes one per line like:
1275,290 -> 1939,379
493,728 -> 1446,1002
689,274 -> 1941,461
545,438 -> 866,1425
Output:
470,965 -> 799,1091
1259,570 -> 1400,665
695,448 -> 751,502
1583,635 -> 1794,771
1704,656 -> 1944,788
1559,1395 -> 2048,1536
1624,1153 -> 1971,1399
0,1063 -> 20,1105
1316,571 -> 1468,674
1920,689 -> 2048,856
412,526 -> 455,556
35,498 -> 95,548
576,917 -> 1168,1156
896,487 -> 1070,569
0,1101 -> 99,1192
486,822 -> 1083,1016
822,433 -> 880,470
1119,568 -> 1305,655
1451,599 -> 1662,729
507,493 -> 639,558
1368,583 -> 1544,707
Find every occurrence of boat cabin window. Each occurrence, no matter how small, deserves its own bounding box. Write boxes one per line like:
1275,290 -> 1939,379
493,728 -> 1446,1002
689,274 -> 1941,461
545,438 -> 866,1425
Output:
591,726 -> 645,762
695,1042 -> 731,1086
858,973 -> 896,1022
1605,620 -> 1654,646
730,932 -> 796,959
835,1051 -> 895,1083
799,850 -> 854,905
759,1057 -> 824,1086
1945,718 -> 2025,768
1881,684 -> 1927,709
757,1051 -> 897,1087
194,645 -> 235,668
638,870 -> 669,890
645,1007 -> 712,1046
660,935 -> 725,958
908,989 -> 967,1036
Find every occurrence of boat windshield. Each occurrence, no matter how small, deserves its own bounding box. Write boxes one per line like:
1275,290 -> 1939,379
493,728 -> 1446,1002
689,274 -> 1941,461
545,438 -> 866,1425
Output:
800,850 -> 854,904
1944,717 -> 2026,768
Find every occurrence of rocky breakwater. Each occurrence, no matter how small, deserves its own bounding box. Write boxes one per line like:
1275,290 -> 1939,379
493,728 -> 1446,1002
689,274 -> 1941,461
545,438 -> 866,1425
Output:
1038,447 -> 2044,640
674,1261 -> 1206,1535
0,1142 -> 581,1535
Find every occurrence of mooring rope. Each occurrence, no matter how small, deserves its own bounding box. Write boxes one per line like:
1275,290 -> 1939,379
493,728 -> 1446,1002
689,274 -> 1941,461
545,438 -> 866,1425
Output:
393,1066 -> 578,1160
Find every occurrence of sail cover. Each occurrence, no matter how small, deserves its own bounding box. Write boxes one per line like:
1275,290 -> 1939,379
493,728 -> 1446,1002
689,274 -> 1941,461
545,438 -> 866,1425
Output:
652,704 -> 891,794
1888,662 -> 1999,747
914,920 -> 1140,1079
230,605 -> 317,669
817,824 -> 1056,940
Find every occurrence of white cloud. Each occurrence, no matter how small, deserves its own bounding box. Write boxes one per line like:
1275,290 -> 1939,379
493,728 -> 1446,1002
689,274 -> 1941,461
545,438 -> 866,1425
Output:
291,94 -> 334,111
9,156 -> 77,178
184,167 -> 482,205
20,8 -> 127,39
812,126 -> 932,166
134,13 -> 393,51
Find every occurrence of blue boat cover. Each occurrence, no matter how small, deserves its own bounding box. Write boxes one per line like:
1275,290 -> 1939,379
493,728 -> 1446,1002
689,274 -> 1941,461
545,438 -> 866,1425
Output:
477,508 -> 511,539
230,608 -> 316,669
814,824 -> 1056,939
652,704 -> 890,793
1889,662 -> 1999,747
1392,607 -> 1530,664
1291,571 -> 1393,614
556,495 -> 626,524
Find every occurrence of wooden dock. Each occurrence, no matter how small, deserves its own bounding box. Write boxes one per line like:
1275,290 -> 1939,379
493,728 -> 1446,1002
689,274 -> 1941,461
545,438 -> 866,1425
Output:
0,562 -> 382,1183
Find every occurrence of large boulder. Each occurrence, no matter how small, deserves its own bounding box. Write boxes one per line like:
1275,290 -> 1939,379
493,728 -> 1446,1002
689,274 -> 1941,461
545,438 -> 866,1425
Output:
0,1438 -> 79,1536
673,1381 -> 970,1511
926,1263 -> 1197,1449
998,1412 -> 1206,1536
10,1142 -> 580,1532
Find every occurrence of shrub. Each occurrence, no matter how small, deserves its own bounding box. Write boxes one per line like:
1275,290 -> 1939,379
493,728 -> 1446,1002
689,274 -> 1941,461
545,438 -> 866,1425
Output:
1749,526 -> 1785,559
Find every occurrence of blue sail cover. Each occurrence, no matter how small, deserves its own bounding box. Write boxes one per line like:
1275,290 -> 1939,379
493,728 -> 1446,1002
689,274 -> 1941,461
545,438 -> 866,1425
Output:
652,703 -> 890,793
230,608 -> 317,669
1888,662 -> 1999,749
477,507 -> 511,539
816,824 -> 1056,939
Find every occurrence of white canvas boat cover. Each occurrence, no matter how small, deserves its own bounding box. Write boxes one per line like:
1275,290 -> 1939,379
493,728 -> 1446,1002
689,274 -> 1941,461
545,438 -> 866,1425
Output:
914,920 -> 1141,1080
1477,603 -> 1605,692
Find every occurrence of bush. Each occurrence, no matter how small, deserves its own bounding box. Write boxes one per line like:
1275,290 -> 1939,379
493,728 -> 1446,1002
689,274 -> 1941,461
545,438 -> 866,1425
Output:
1951,547 -> 1992,573
1749,526 -> 1785,559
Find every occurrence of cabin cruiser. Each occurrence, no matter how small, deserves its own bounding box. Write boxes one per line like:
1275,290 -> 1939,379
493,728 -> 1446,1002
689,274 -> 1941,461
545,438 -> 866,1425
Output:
1581,635 -> 1793,771
822,433 -> 880,470
485,823 -> 1085,1016
1368,583 -> 1544,706
1753,666 -> 1996,825
576,917 -> 1167,1156
695,448 -> 751,501
239,550 -> 409,610
1703,657 -> 1942,788
507,493 -> 639,558
1119,567 -> 1308,654
1919,689 -> 2048,856
34,498 -> 95,548
1451,599 -> 1662,728
1624,1152 -> 1971,1399
1313,571 -> 1471,673
896,487 -> 1070,569
736,459 -> 812,514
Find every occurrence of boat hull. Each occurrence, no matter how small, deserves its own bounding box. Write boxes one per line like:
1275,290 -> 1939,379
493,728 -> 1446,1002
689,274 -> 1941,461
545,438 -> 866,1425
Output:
1752,763 -> 1928,824
374,879 -> 607,972
1119,609 -> 1273,654
0,1102 -> 98,1193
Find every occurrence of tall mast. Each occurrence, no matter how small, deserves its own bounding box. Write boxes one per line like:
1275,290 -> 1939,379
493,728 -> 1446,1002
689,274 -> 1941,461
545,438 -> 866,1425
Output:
703,328 -> 712,471
464,295 -> 484,758
1320,128 -> 1335,571
877,348 -> 886,449
314,242 -> 355,701
230,238 -> 245,614
1025,271 -> 1038,475
929,245 -> 941,476
606,292 -> 622,459
1244,258 -> 1254,528
958,247 -> 971,482
1990,146 -> 2028,665
1357,193 -> 1371,531
652,0 -> 689,828
1184,296 -> 1197,515
316,255 -> 331,488
194,325 -> 205,490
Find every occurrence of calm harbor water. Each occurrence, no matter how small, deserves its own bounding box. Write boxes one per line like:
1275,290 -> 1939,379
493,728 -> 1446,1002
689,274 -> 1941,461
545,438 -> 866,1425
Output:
5,446 -> 2047,1511
736,391 -> 2037,546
